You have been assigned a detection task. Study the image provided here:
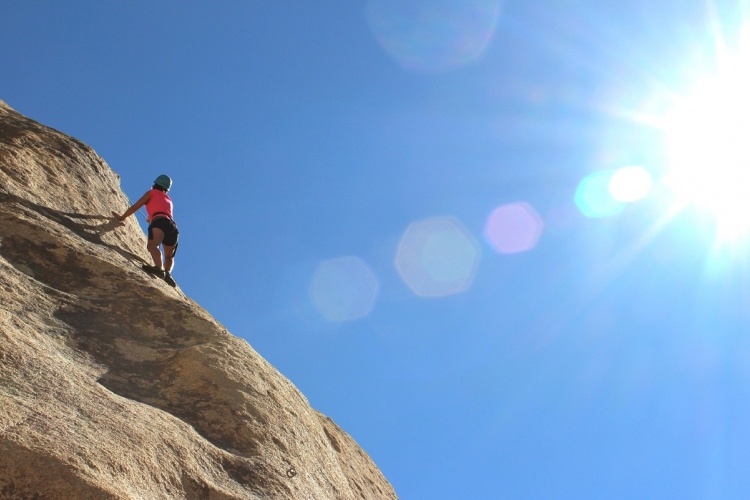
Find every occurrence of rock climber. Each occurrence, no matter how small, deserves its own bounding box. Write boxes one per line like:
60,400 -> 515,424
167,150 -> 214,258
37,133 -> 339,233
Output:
115,174 -> 179,287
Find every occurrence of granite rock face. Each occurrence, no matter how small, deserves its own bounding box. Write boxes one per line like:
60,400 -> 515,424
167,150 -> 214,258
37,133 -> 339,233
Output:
0,100 -> 398,500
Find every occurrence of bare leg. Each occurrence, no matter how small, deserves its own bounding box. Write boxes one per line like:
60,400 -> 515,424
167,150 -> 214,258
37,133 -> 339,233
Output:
162,244 -> 176,273
147,228 -> 165,269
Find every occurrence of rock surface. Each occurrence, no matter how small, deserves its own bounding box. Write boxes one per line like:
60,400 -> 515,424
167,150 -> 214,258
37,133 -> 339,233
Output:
0,99 -> 398,500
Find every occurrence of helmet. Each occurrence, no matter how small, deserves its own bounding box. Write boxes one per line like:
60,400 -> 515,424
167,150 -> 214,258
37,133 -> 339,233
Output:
154,175 -> 172,191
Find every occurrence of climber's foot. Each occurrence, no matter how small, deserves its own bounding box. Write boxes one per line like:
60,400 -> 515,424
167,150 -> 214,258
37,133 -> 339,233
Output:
164,271 -> 177,287
142,264 -> 165,279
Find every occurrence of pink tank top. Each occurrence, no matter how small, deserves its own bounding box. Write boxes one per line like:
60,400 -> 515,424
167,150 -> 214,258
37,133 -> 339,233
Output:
146,188 -> 173,220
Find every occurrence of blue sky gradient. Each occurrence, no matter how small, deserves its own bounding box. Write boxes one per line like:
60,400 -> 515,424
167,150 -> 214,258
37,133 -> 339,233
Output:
4,1 -> 750,498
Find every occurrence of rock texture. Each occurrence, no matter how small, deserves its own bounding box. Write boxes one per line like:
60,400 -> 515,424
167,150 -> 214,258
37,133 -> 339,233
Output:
0,99 -> 398,500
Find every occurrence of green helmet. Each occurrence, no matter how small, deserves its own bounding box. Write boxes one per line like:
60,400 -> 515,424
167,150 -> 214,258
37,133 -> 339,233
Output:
154,174 -> 172,191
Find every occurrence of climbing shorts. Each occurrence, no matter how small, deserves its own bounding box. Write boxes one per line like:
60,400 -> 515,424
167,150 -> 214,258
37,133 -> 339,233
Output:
148,217 -> 179,247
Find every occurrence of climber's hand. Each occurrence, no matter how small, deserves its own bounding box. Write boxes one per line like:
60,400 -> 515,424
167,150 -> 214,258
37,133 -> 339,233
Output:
111,212 -> 125,226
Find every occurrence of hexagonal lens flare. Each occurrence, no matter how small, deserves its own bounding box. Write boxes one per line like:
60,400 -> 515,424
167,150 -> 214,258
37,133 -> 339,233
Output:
484,202 -> 544,254
366,0 -> 502,73
395,217 -> 481,297
309,256 -> 379,322
608,166 -> 653,202
575,171 -> 626,218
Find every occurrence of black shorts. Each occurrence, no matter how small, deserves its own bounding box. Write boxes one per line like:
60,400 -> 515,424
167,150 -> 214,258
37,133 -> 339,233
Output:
148,217 -> 179,247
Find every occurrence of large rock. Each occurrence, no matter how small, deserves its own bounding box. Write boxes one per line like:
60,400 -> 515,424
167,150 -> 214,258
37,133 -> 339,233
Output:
0,99 -> 398,500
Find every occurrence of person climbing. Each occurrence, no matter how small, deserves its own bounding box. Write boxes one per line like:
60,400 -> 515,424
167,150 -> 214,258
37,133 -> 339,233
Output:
116,175 -> 179,287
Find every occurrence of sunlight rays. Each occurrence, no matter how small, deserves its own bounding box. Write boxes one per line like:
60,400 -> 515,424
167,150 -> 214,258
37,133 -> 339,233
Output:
592,4 -> 750,254
662,32 -> 750,241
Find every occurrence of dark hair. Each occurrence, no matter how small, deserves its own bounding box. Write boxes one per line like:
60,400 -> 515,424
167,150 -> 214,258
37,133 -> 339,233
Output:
152,184 -> 168,192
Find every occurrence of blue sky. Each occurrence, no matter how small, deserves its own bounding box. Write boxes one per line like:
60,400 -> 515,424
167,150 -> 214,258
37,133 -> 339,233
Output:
4,1 -> 750,498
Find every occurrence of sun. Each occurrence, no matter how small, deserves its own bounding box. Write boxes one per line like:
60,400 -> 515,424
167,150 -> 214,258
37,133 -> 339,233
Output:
662,28 -> 750,241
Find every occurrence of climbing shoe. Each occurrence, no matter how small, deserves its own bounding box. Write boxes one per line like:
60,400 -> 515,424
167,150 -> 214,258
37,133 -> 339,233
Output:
164,271 -> 177,288
142,264 -> 165,279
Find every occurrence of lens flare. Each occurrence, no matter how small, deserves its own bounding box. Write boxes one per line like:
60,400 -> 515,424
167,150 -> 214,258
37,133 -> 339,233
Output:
608,166 -> 653,202
484,202 -> 544,254
366,0 -> 502,72
662,28 -> 750,240
575,171 -> 626,218
395,217 -> 480,297
309,256 -> 379,322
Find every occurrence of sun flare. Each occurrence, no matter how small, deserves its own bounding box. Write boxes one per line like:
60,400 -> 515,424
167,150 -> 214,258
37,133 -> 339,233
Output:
662,29 -> 750,241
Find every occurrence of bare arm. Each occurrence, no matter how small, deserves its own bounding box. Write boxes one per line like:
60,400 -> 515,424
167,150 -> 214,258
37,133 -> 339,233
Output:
117,191 -> 151,221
